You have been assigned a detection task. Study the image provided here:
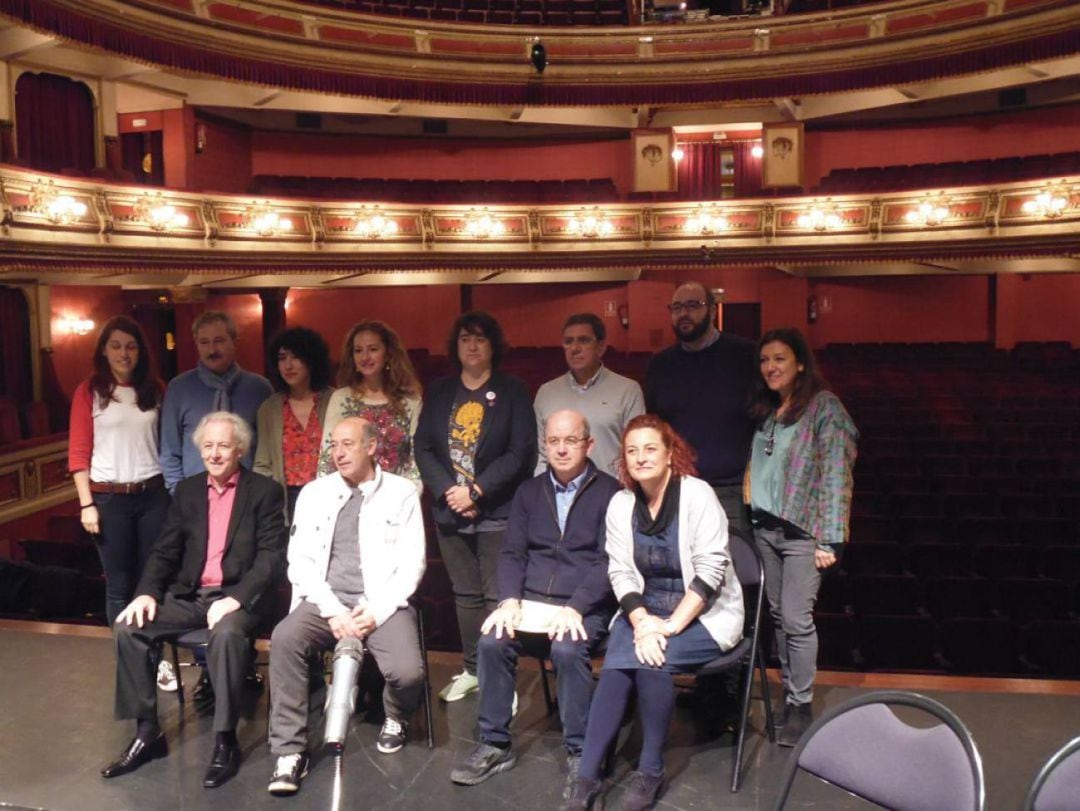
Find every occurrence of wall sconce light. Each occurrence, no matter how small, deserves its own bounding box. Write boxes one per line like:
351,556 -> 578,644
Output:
751,143 -> 764,159
60,315 -> 95,336
244,204 -> 292,237
1022,186 -> 1070,219
796,204 -> 842,232
672,146 -> 685,162
353,206 -> 399,239
135,194 -> 189,231
30,181 -> 88,225
569,207 -> 614,238
465,208 -> 505,239
685,206 -> 729,235
905,196 -> 951,227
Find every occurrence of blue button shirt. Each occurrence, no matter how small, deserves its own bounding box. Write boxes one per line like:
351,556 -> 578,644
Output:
551,468 -> 589,533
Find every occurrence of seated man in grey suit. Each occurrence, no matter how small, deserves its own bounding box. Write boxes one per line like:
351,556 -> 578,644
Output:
267,416 -> 427,797
102,411 -> 286,789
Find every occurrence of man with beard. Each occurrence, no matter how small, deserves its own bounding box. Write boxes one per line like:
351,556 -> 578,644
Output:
644,281 -> 755,536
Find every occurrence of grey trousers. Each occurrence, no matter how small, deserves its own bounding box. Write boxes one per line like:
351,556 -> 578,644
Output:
114,589 -> 258,733
754,524 -> 821,706
268,600 -> 425,756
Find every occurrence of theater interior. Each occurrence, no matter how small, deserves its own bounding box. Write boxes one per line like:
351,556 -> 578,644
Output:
0,0 -> 1079,807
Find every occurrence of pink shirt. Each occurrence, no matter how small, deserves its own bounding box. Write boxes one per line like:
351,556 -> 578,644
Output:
201,471 -> 239,588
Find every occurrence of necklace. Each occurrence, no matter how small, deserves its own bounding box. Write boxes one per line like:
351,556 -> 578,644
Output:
764,413 -> 777,456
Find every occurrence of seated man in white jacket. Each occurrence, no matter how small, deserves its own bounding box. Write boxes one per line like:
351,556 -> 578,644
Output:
267,416 -> 426,797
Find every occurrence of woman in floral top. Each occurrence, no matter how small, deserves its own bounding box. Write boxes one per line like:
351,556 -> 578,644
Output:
745,327 -> 857,748
319,320 -> 423,489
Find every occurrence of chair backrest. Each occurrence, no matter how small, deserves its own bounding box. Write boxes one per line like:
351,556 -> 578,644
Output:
774,690 -> 986,811
1024,736 -> 1080,811
728,529 -> 762,589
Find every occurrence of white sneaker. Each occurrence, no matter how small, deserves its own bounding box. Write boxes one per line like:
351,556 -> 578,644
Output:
156,659 -> 178,692
512,691 -> 519,718
438,671 -> 479,703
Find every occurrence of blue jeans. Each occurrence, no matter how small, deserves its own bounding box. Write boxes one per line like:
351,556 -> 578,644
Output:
93,488 -> 171,626
476,610 -> 608,753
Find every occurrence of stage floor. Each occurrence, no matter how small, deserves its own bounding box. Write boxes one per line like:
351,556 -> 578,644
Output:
1,622 -> 1077,810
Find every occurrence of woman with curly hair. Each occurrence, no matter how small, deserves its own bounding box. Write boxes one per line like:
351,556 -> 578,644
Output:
746,327 -> 857,746
254,326 -> 334,522
68,316 -> 169,626
563,414 -> 744,811
318,320 -> 423,489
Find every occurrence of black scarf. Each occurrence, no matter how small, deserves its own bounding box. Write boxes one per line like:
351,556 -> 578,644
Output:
633,476 -> 681,537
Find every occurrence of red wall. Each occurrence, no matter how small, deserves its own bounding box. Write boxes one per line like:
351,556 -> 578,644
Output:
250,132 -> 633,192
472,283 -> 630,352
996,273 -> 1080,348
192,114 -> 253,193
804,104 -> 1080,188
162,106 -> 195,190
49,286 -> 128,398
805,275 -> 992,347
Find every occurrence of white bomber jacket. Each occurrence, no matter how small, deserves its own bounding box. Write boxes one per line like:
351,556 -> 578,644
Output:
287,466 -> 426,627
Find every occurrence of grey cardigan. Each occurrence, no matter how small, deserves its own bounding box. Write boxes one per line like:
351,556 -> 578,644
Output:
253,389 -> 334,507
605,475 -> 744,651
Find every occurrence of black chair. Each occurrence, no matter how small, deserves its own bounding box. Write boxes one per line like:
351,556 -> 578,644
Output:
773,690 -> 986,810
1023,735 -> 1080,811
694,530 -> 775,792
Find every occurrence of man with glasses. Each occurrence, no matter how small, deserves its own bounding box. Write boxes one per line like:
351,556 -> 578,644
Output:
451,409 -> 620,796
644,281 -> 755,536
534,313 -> 644,477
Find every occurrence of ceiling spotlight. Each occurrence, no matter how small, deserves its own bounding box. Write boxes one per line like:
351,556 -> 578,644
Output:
530,37 -> 547,75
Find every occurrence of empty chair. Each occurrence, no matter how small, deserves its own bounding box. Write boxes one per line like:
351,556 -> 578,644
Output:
1023,736 -> 1080,811
842,543 -> 906,576
924,576 -> 999,620
773,690 -> 985,810
909,543 -> 973,578
851,574 -> 923,616
940,618 -> 1021,675
972,544 -> 1034,579
998,579 -> 1069,623
858,615 -> 939,671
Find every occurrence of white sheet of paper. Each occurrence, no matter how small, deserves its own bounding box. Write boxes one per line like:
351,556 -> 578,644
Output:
515,599 -> 563,634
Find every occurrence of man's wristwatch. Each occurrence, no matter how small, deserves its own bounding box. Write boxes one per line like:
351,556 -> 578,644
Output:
468,484 -> 482,503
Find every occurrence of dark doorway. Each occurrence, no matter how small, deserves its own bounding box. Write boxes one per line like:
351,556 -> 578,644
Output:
131,298 -> 178,381
121,130 -> 165,186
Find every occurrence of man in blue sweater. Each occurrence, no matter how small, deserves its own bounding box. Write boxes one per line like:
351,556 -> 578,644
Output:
159,311 -> 272,491
450,409 -> 620,797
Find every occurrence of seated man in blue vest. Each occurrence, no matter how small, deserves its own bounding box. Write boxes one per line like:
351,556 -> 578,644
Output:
450,409 -> 620,798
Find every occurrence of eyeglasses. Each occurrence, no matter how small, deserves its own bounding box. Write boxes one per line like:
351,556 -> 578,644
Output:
545,436 -> 588,449
667,300 -> 707,314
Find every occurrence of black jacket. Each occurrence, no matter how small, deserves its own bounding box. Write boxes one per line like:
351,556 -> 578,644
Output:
414,371 -> 537,530
136,468 -> 287,613
497,460 -> 621,618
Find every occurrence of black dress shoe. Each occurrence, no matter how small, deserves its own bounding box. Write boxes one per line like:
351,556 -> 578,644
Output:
101,733 -> 168,778
203,740 -> 241,788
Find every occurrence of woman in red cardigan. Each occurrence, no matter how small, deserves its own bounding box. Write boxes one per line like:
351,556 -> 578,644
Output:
69,315 -> 170,627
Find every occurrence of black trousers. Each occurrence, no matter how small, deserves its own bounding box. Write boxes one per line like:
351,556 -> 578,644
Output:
114,590 -> 260,732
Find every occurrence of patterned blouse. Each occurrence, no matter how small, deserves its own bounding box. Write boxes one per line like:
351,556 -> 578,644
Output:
318,388 -> 422,490
282,394 -> 323,487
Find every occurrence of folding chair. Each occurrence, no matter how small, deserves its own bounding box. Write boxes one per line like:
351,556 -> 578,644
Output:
1023,735 -> 1080,811
774,690 -> 986,810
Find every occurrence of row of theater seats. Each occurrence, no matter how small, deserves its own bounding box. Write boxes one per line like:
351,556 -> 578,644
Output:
813,151 -> 1080,194
809,341 -> 1080,676
250,175 -> 621,204
299,0 -> 628,25
0,397 -> 52,447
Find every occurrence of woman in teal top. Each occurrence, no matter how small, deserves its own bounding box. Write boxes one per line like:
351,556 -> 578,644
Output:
746,327 -> 857,748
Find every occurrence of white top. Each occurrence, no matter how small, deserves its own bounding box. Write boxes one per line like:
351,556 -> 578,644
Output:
287,466 -> 426,626
74,382 -> 162,483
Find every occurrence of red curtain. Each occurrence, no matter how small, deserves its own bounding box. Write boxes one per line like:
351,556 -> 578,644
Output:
15,71 -> 96,174
676,142 -> 726,201
733,140 -> 764,197
0,287 -> 32,407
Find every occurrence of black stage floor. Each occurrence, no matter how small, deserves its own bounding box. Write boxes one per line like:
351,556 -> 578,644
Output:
1,625 -> 1077,810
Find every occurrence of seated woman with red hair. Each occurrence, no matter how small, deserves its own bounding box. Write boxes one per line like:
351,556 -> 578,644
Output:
562,414 -> 744,811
